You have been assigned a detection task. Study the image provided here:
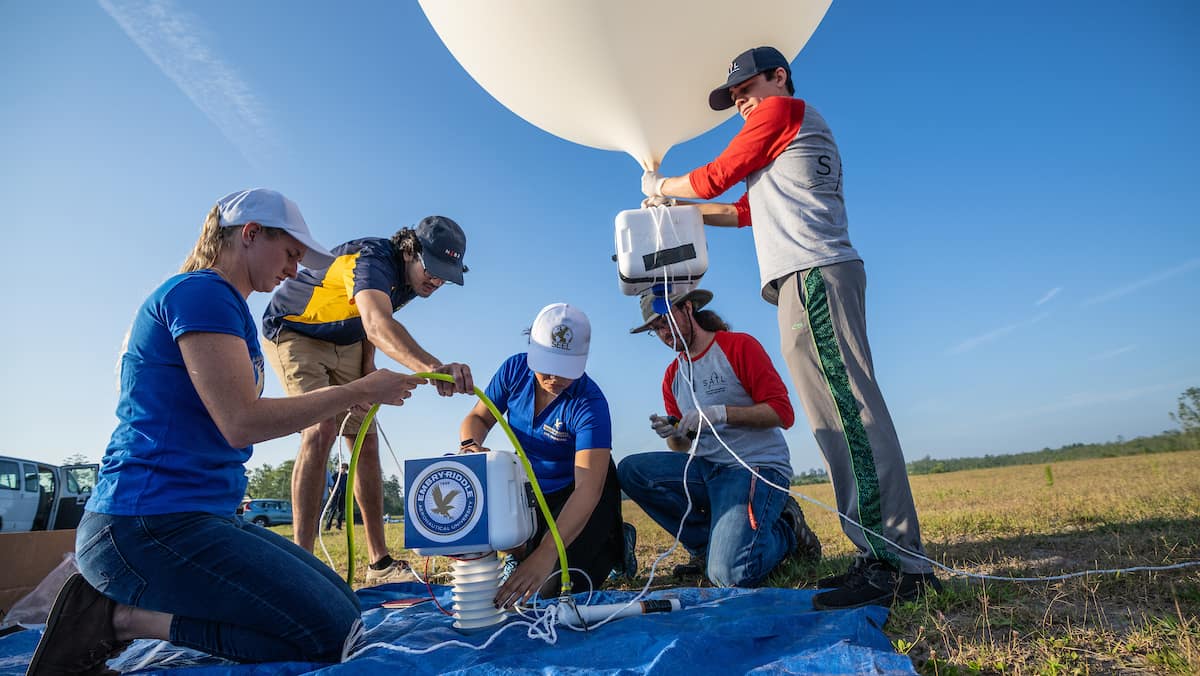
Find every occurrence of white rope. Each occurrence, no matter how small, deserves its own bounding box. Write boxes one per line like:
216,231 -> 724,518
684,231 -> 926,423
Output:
316,411 -> 355,568
650,253 -> 1200,584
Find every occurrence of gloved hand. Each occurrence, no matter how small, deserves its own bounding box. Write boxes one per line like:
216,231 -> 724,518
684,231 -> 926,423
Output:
641,196 -> 676,209
678,405 -> 728,438
641,170 -> 667,198
649,414 -> 676,439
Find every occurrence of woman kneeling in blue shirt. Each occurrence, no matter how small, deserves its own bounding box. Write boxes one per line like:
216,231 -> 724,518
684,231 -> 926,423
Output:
27,189 -> 426,674
459,303 -> 626,608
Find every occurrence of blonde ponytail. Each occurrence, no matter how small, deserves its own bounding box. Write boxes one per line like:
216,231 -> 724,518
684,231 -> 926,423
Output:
181,205 -> 237,272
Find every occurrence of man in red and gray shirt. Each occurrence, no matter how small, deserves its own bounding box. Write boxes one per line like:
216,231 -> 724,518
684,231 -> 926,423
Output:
640,46 -> 940,609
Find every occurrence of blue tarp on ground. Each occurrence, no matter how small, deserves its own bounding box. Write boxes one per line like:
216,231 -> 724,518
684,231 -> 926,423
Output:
0,583 -> 916,675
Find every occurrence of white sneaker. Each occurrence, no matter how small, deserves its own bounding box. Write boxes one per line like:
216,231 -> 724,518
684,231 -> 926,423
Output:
364,559 -> 418,584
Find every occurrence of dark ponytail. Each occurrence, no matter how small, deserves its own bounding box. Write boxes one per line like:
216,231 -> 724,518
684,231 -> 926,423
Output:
692,309 -> 729,333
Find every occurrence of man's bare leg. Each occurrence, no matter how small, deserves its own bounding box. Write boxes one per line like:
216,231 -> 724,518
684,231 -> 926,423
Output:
291,419 -> 336,552
349,433 -> 390,563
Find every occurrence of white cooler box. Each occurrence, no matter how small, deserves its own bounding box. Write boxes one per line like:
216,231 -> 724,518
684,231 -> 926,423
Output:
613,205 -> 708,296
404,451 -> 535,557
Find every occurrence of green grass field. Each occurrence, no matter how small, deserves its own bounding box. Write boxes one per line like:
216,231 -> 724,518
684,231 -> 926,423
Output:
272,449 -> 1200,675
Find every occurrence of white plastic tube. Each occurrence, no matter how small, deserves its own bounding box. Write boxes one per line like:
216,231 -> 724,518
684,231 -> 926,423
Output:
557,599 -> 682,628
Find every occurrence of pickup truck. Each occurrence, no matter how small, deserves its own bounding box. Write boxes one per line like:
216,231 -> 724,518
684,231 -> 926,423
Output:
0,455 -> 98,532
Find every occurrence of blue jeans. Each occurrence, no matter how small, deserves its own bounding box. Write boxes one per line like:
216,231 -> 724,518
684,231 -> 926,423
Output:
76,510 -> 361,663
617,452 -> 795,587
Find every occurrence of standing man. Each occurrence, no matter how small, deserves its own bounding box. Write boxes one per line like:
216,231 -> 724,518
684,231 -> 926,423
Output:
263,216 -> 473,584
324,462 -> 348,531
619,289 -> 822,589
640,47 -> 940,609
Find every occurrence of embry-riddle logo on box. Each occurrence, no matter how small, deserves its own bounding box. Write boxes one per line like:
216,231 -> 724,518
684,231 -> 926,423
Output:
413,465 -> 478,536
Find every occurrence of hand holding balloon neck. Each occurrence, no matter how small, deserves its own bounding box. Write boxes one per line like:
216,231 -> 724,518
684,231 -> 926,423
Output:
641,170 -> 668,198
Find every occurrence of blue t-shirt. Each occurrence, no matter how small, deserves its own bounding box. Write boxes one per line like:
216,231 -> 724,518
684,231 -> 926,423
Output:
89,270 -> 264,516
261,237 -> 417,345
484,353 -> 612,493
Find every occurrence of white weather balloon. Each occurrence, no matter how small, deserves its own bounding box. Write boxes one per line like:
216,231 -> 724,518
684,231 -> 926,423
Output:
418,0 -> 832,169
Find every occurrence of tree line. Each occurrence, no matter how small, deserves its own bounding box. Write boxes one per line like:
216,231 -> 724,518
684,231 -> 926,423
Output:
796,387 -> 1200,481
244,460 -> 406,519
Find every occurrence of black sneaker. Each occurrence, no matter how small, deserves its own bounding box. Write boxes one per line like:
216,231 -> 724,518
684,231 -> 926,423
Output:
812,560 -> 942,610
671,553 -> 705,578
817,557 -> 868,589
621,523 -> 638,577
609,523 -> 639,580
780,497 -> 821,562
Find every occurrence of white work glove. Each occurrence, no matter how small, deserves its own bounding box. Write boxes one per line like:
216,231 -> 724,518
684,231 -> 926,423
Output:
678,405 -> 727,438
641,170 -> 668,198
649,414 -> 676,439
641,196 -> 676,209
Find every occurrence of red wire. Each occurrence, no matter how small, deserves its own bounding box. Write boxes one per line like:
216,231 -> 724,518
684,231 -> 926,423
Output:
424,557 -> 453,616
747,475 -> 759,530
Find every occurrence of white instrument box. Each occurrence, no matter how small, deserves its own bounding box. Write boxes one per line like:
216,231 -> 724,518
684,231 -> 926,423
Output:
404,451 -> 535,557
614,205 -> 708,296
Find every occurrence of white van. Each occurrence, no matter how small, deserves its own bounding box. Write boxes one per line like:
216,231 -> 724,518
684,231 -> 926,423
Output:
0,456 -> 98,532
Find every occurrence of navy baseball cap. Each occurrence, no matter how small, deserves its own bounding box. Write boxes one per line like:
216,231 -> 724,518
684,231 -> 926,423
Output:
415,215 -> 468,285
708,46 -> 791,111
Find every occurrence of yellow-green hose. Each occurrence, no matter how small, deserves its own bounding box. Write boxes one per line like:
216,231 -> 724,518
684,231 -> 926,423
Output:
344,372 -> 571,596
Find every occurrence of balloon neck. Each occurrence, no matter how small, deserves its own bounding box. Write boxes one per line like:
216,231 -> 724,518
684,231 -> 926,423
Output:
635,154 -> 662,172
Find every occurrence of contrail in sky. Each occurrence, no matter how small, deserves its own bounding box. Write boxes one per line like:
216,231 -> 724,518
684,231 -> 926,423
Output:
992,379 -> 1192,422
1089,344 -> 1137,361
99,0 -> 275,168
1035,287 -> 1061,306
1081,257 -> 1200,307
948,312 -> 1050,355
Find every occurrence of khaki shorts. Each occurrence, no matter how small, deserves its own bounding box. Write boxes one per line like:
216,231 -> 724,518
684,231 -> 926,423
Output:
263,328 -> 376,435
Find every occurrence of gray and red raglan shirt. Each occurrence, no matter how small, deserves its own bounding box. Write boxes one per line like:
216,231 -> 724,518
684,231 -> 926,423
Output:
663,331 -> 794,477
688,96 -> 861,304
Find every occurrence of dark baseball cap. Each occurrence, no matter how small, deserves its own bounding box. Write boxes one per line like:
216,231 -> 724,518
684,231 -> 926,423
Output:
415,215 -> 468,285
708,46 -> 791,111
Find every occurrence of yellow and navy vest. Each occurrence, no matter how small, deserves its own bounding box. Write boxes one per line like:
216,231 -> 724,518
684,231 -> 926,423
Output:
262,237 -> 417,345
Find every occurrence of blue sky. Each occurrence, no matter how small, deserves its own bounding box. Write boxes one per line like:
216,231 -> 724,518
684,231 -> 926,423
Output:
2,1 -> 1197,478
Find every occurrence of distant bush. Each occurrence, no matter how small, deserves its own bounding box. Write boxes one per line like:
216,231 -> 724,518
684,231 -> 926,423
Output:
905,430 -> 1194,477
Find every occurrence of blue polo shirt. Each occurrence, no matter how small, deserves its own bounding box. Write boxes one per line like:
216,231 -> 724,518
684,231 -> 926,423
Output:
262,237 -> 417,345
90,270 -> 262,516
484,354 -> 612,493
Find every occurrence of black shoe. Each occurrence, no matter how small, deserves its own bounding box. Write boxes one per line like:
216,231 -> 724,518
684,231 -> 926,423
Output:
817,557 -> 868,589
671,553 -> 705,578
780,497 -> 821,562
812,560 -> 942,610
618,523 -> 638,577
26,573 -> 130,676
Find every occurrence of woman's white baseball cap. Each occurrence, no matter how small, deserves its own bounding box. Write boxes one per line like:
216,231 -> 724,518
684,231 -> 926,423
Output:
527,303 -> 590,380
216,188 -> 336,269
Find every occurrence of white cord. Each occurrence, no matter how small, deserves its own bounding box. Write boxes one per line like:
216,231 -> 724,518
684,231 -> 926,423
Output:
347,617 -> 536,658
650,257 -> 1200,583
317,410 -> 409,570
346,566 -> 599,659
316,411 -> 354,568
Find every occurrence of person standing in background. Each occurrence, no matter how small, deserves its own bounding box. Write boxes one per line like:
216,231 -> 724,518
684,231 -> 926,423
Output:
640,47 -> 940,609
262,215 -> 474,585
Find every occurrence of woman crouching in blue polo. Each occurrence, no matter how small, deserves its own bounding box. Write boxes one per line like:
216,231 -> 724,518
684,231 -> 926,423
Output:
26,189 -> 426,674
459,303 -> 628,608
